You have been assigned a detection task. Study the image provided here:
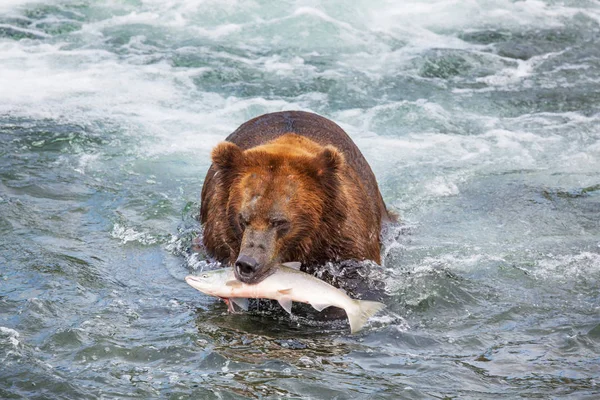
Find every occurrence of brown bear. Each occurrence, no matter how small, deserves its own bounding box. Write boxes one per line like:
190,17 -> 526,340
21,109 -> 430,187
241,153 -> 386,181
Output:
200,111 -> 392,285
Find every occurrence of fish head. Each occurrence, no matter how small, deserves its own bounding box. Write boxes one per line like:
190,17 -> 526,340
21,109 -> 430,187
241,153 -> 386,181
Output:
185,269 -> 231,296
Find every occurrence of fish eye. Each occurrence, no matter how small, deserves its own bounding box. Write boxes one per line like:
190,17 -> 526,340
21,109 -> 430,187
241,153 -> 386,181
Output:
202,274 -> 209,279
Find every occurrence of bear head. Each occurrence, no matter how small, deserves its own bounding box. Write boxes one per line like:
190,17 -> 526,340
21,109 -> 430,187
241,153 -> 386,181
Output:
210,137 -> 347,284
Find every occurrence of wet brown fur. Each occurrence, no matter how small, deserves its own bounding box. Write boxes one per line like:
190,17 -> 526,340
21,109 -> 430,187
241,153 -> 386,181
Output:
200,111 -> 392,278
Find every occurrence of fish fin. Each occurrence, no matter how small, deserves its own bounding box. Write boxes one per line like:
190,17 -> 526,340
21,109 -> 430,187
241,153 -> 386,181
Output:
282,262 -> 301,270
223,298 -> 236,313
310,302 -> 331,312
225,280 -> 243,288
278,288 -> 293,295
278,296 -> 293,314
346,300 -> 386,334
231,298 -> 249,311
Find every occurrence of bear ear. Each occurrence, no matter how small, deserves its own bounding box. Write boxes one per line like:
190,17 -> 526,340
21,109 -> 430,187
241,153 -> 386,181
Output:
211,141 -> 243,170
316,145 -> 345,176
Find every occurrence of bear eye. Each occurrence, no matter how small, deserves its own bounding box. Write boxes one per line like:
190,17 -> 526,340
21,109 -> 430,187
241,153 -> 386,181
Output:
270,218 -> 289,229
238,214 -> 249,230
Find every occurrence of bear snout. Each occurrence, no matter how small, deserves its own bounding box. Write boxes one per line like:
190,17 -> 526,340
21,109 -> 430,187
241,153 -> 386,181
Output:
234,227 -> 278,283
235,254 -> 259,281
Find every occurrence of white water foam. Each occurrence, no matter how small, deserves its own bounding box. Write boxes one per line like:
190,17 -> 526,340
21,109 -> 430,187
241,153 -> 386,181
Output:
535,252 -> 600,283
111,223 -> 158,245
0,0 -> 596,169
367,0 -> 583,32
0,0 -> 44,12
0,326 -> 20,348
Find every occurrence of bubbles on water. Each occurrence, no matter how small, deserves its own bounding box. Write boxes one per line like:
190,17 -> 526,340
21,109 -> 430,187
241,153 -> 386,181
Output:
220,360 -> 230,373
111,223 -> 158,245
0,326 -> 21,349
425,176 -> 460,197
535,252 -> 600,283
369,314 -> 411,333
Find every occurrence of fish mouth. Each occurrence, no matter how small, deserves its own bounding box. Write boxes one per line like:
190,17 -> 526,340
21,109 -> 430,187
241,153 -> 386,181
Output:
184,275 -> 200,283
185,275 -> 206,289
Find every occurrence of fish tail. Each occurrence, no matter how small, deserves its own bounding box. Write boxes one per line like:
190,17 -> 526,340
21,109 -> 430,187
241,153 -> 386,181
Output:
347,300 -> 386,334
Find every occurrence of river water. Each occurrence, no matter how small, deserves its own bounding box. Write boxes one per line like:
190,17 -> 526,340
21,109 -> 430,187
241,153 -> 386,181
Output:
1,0 -> 599,398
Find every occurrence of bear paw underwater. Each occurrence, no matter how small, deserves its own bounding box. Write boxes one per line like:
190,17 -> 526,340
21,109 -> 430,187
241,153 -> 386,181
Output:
200,111 -> 393,287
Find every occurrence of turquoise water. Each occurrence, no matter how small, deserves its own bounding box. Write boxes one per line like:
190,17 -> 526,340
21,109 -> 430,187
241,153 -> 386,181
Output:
1,0 -> 599,398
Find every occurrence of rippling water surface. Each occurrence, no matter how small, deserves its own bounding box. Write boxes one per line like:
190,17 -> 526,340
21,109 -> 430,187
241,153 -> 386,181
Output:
1,0 -> 600,398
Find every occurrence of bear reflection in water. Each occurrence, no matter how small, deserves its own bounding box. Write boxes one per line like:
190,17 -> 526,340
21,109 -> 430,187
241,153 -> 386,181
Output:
199,111 -> 393,319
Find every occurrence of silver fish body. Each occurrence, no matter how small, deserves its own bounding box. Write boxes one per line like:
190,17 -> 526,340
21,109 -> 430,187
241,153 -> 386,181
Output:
185,264 -> 385,334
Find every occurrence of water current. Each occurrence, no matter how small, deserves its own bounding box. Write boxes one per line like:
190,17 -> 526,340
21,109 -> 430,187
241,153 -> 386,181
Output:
1,0 -> 599,398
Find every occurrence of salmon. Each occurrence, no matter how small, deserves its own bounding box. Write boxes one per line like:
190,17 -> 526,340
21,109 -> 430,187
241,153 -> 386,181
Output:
185,262 -> 385,334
